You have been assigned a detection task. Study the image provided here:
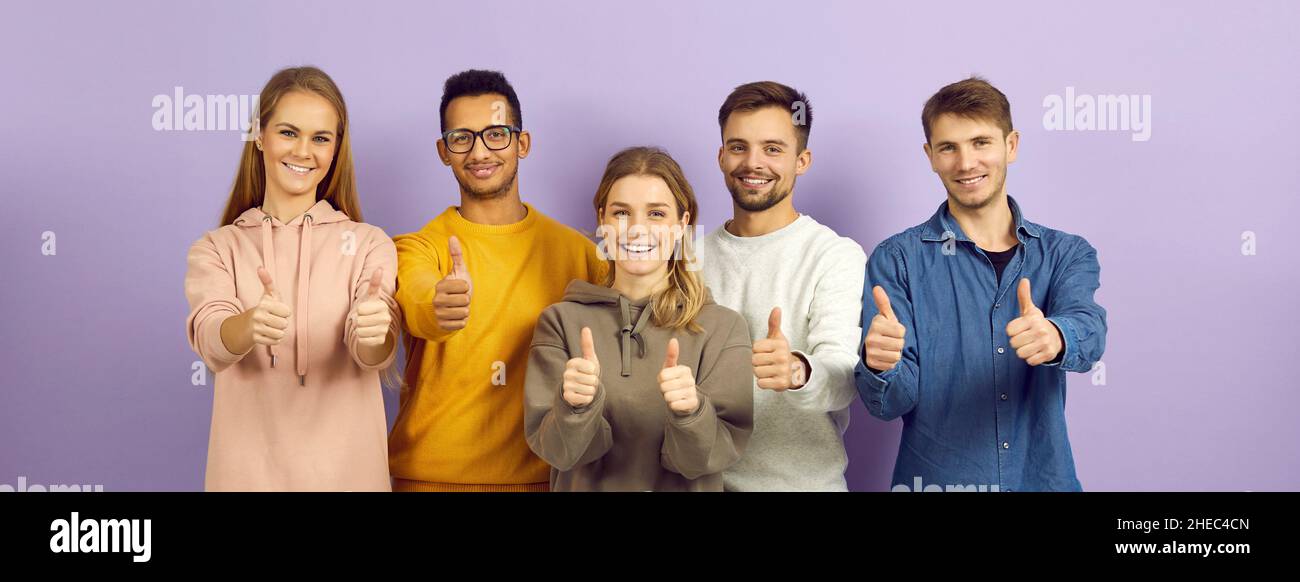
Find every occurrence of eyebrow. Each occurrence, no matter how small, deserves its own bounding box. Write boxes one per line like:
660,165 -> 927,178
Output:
609,201 -> 672,208
275,122 -> 335,137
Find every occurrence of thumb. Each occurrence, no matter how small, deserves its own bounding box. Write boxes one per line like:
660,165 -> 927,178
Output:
663,337 -> 680,369
872,286 -> 896,321
580,327 -> 598,365
1017,278 -> 1036,316
448,235 -> 467,279
257,266 -> 278,299
766,307 -> 784,340
366,267 -> 383,300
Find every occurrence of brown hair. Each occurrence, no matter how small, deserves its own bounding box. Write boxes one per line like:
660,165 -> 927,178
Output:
219,66 -> 362,226
592,147 -> 705,333
921,76 -> 1013,143
717,81 -> 813,151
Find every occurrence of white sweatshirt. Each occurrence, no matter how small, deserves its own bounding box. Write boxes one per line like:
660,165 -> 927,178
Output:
695,214 -> 867,491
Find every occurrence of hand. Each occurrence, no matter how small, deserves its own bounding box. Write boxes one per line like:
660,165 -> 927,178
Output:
1006,278 -> 1063,366
352,268 -> 391,347
753,307 -> 805,391
659,338 -> 699,416
433,235 -> 472,331
562,327 -> 600,408
863,285 -> 906,373
250,266 -> 292,347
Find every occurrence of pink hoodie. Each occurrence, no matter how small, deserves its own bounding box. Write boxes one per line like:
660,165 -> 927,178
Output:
185,199 -> 399,491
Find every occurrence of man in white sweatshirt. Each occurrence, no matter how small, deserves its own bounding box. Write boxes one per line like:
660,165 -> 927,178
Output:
695,81 -> 867,491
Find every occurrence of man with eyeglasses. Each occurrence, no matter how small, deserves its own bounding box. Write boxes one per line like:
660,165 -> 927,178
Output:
388,69 -> 606,492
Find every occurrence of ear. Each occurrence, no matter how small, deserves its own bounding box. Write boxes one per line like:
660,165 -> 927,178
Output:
795,147 -> 812,176
253,128 -> 263,151
680,210 -> 691,229
1005,129 -> 1020,165
436,139 -> 451,166
516,130 -> 531,159
717,145 -> 726,173
923,142 -> 938,173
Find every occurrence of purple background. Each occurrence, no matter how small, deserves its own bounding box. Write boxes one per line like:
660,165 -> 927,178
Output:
2,0 -> 1297,491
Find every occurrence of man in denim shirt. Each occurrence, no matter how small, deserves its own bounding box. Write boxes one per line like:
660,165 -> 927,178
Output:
855,78 -> 1107,492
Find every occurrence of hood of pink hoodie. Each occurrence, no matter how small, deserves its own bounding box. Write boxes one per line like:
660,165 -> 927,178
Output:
232,198 -> 351,385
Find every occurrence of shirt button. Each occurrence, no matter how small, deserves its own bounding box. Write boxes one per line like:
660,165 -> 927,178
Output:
1001,393 -> 1008,401
1002,442 -> 1010,449
997,347 -> 1005,354
995,303 -> 1001,309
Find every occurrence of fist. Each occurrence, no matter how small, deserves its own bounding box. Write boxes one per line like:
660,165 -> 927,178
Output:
251,266 -> 292,346
1006,278 -> 1063,366
753,307 -> 806,391
352,268 -> 391,347
659,338 -> 699,416
563,327 -> 600,408
433,235 -> 472,331
864,285 -> 906,372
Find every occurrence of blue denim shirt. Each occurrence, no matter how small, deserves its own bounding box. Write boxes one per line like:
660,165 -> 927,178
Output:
854,196 -> 1106,492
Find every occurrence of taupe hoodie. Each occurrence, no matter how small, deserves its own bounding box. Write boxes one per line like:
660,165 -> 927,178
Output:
524,280 -> 754,491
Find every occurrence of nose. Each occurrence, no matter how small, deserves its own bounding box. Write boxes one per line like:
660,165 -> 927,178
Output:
293,136 -> 311,159
743,149 -> 765,174
467,132 -> 494,161
956,147 -> 979,173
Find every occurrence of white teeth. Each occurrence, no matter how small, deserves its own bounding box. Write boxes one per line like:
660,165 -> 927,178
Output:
621,244 -> 655,253
284,162 -> 312,173
742,177 -> 772,185
957,175 -> 986,184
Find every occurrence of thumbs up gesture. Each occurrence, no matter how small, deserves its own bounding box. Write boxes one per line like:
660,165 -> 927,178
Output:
433,235 -> 473,331
659,338 -> 699,416
1006,278 -> 1063,366
352,268 -> 392,347
752,307 -> 806,391
863,285 -> 906,372
249,266 -> 292,347
562,327 -> 601,408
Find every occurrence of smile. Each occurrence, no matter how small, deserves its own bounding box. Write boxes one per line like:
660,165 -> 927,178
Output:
739,176 -> 773,186
955,175 -> 986,185
620,242 -> 657,256
283,162 -> 315,175
467,164 -> 500,179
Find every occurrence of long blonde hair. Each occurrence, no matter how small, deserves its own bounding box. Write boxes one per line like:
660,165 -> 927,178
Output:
593,146 -> 705,333
220,66 -> 362,226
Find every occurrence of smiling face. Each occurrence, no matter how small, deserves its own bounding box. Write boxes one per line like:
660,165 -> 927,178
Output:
924,112 -> 1018,211
258,90 -> 339,201
600,174 -> 690,280
438,93 -> 530,200
718,106 -> 810,212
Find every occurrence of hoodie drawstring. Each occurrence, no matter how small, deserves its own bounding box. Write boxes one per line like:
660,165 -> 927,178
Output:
259,210 -> 313,385
260,216 -> 278,368
296,213 -> 313,386
617,296 -> 654,377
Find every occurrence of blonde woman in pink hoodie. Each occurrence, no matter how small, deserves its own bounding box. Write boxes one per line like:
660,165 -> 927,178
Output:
184,67 -> 400,491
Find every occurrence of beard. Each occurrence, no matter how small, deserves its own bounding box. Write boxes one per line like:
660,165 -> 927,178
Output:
727,174 -> 794,212
458,164 -> 518,200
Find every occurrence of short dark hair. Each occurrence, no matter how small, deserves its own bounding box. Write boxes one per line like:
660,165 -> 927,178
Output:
717,81 -> 812,151
439,69 -> 522,133
921,77 -> 1013,143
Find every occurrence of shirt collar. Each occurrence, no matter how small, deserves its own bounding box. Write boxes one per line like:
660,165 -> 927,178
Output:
920,195 -> 1042,243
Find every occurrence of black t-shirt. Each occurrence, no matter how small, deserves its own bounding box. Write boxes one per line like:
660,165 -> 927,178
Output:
983,244 -> 1019,285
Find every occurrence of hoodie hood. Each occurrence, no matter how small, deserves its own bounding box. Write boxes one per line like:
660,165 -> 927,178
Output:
560,280 -> 714,377
232,198 -> 350,385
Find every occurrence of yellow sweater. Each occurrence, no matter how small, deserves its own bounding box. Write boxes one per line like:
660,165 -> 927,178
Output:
389,203 -> 605,490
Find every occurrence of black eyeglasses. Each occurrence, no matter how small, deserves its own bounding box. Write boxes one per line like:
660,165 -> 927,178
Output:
441,125 -> 521,154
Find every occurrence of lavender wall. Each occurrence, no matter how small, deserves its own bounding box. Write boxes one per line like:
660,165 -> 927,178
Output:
2,0 -> 1296,491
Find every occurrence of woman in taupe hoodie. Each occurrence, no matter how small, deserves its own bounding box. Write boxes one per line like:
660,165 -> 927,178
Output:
524,147 -> 754,491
